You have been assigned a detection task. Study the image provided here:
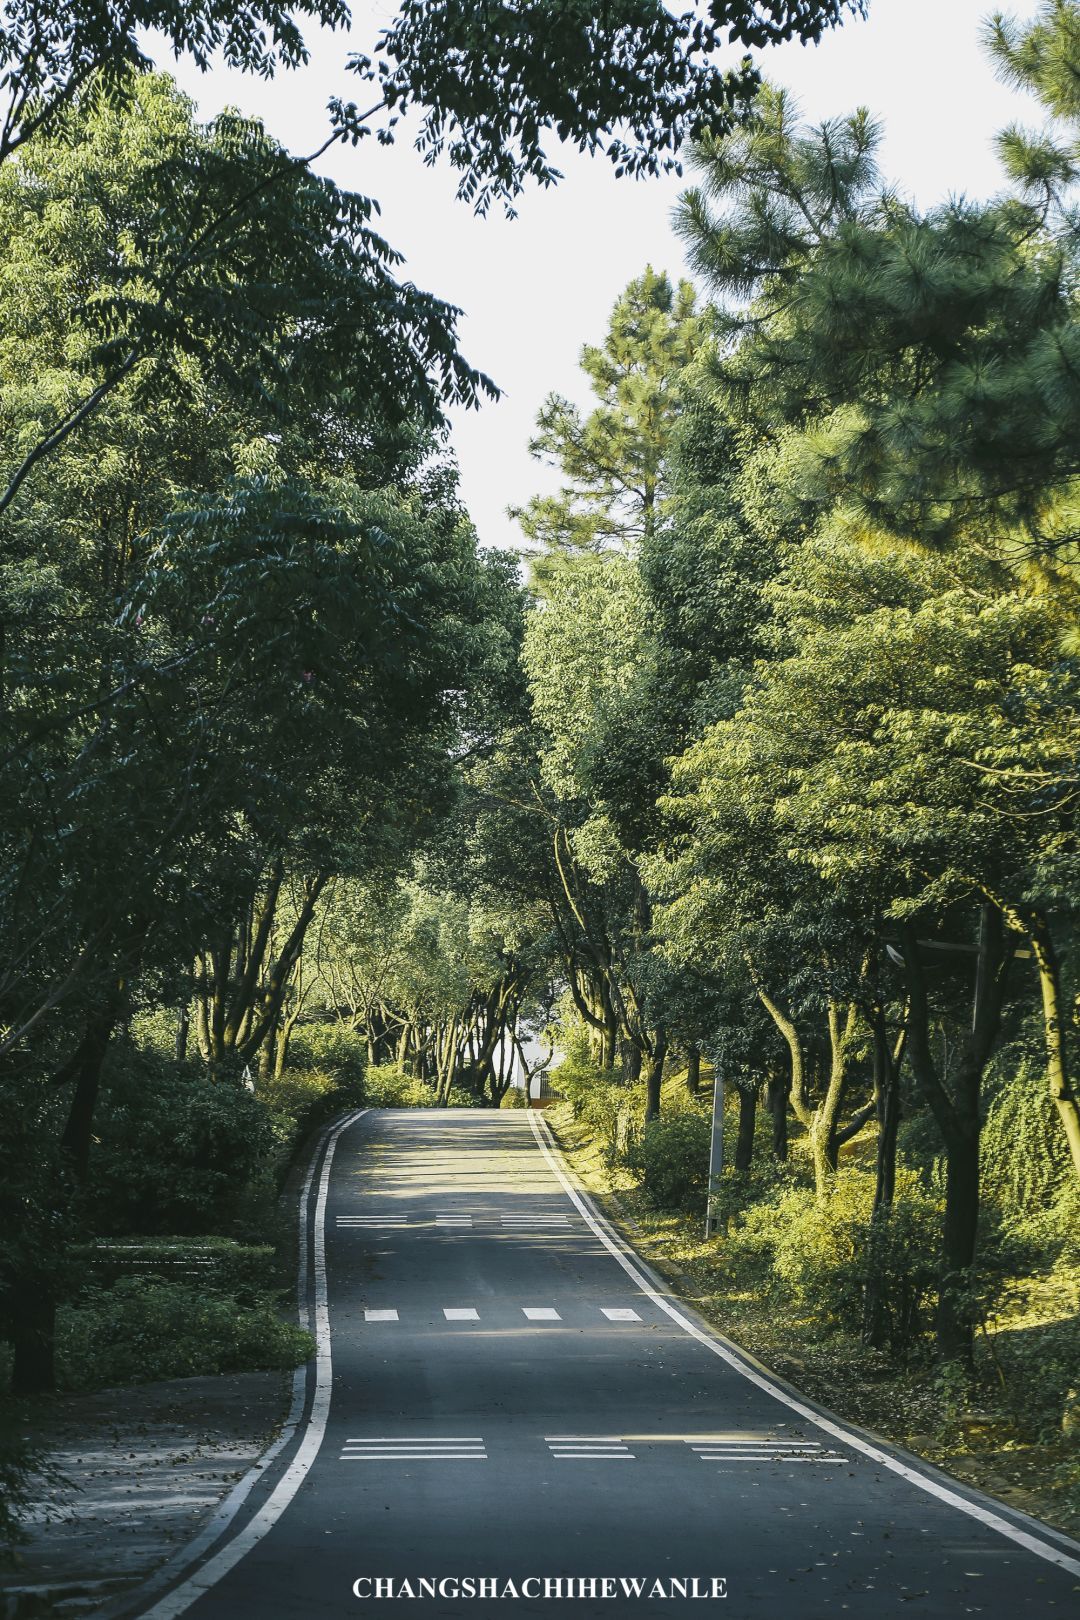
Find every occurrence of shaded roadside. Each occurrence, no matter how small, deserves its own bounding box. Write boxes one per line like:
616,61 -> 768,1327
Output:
0,1371 -> 288,1618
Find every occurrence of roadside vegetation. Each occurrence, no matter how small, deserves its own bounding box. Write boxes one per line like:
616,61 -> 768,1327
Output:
546,1043 -> 1080,1535
3,0 -> 1080,1564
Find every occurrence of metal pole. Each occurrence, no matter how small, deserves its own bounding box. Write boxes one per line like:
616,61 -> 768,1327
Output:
704,1067 -> 724,1238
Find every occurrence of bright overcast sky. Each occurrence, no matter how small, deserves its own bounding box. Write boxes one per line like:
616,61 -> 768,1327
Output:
158,0 -> 1044,551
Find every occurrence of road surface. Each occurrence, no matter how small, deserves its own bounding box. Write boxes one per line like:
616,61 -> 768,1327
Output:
118,1109 -> 1080,1619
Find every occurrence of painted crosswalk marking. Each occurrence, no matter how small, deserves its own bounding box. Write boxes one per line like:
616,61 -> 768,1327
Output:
336,1216 -> 409,1228
501,1214 -> 571,1226
348,1305 -> 656,1323
545,1436 -> 634,1460
686,1438 -> 845,1464
436,1214 -> 473,1227
341,1438 -> 487,1462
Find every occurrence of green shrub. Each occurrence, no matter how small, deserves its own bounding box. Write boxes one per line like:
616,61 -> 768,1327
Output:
364,1064 -> 436,1107
77,1237 -> 279,1297
56,1276 -> 312,1390
260,1061 -> 364,1171
555,1054 -> 643,1165
501,1086 -> 528,1109
445,1083 -> 483,1108
88,1045 -> 278,1235
637,1110 -> 712,1211
735,1169 -> 942,1353
982,1050 -> 1075,1232
286,1023 -> 366,1092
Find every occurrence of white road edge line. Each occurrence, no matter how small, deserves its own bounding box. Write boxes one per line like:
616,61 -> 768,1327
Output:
527,1109 -> 1080,1581
130,1108 -> 370,1618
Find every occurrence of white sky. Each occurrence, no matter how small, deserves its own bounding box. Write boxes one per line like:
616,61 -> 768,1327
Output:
158,0 -> 1044,550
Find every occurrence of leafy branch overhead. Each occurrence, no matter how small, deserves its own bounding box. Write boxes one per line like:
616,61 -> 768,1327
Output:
358,1 -> 865,212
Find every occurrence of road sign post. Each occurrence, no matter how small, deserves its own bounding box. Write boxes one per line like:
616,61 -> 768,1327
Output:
704,1068 -> 723,1238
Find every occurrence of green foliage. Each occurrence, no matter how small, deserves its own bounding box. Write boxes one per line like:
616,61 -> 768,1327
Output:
366,4 -> 860,215
55,1277 -> 312,1391
516,269 -> 704,560
555,1048 -> 645,1166
637,1109 -> 712,1211
445,1085 -> 485,1109
983,1049 -> 1075,1220
0,0 -> 348,168
77,1237 -> 280,1296
86,1044 -> 278,1235
363,1064 -> 435,1108
733,1170 -> 942,1353
0,1413 -> 46,1564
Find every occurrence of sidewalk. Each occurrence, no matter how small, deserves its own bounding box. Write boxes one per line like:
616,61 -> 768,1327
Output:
1,1371 -> 287,1618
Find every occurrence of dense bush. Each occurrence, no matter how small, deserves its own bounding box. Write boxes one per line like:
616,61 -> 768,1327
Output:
363,1063 -> 436,1107
56,1276 -> 312,1390
637,1109 -> 712,1211
87,1044 -> 278,1235
734,1169 -> 942,1352
76,1237 -> 280,1295
982,1049 -> 1074,1222
285,1023 -> 367,1093
555,1046 -> 644,1165
259,1059 -> 364,1162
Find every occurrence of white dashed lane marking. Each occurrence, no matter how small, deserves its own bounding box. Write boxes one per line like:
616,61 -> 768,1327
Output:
359,1305 -> 649,1324
336,1210 -> 582,1232
687,1438 -> 847,1465
546,1437 -> 635,1460
341,1438 -> 487,1462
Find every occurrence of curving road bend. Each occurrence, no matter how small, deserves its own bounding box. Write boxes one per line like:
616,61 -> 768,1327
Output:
116,1109 -> 1080,1620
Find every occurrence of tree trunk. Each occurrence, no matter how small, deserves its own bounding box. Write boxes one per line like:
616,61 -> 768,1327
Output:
685,1050 -> 701,1096
901,905 -> 1009,1367
644,1026 -> 666,1121
872,1010 -> 902,1215
863,1010 -> 905,1350
1031,912 -> 1080,1178
10,1287 -> 56,1396
60,1003 -> 119,1181
175,995 -> 190,1062
936,1123 -> 980,1364
603,1003 -> 619,1069
259,1017 -> 277,1086
735,1083 -> 757,1172
766,1069 -> 789,1160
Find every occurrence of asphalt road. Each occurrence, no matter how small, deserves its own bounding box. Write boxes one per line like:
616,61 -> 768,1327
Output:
123,1109 -> 1080,1620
